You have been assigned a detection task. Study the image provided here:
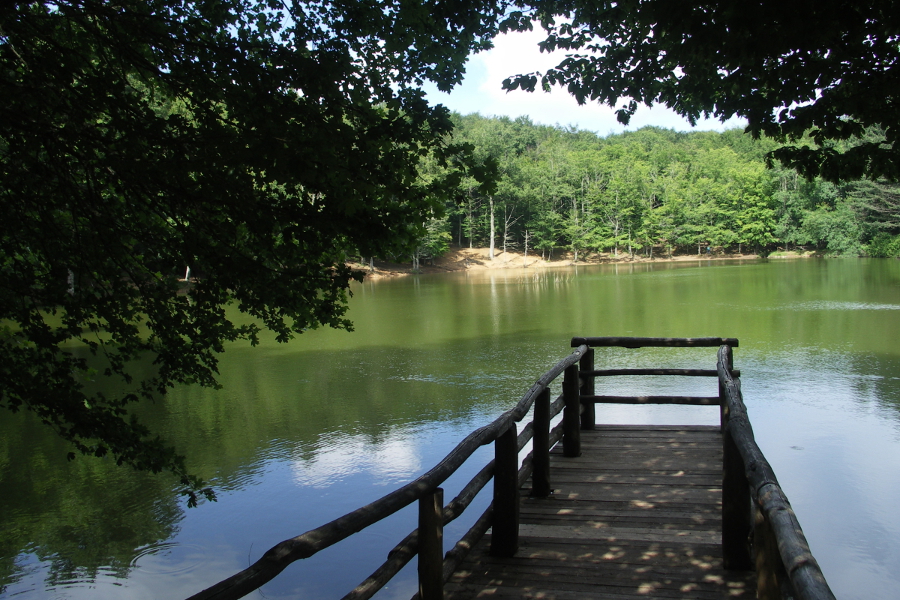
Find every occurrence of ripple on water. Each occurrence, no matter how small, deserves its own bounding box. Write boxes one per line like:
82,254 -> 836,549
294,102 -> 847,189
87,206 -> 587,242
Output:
787,301 -> 900,311
129,542 -> 207,576
36,565 -> 126,599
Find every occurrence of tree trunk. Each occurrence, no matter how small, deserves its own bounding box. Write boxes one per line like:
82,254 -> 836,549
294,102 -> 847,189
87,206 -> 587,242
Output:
523,230 -> 529,267
489,196 -> 495,260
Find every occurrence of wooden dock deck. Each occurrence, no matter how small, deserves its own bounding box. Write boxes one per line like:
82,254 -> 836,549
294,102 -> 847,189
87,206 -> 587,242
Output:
445,425 -> 755,600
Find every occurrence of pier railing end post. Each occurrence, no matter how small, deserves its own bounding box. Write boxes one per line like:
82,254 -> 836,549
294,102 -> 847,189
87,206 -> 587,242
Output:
562,364 -> 582,457
579,348 -> 595,430
532,387 -> 552,497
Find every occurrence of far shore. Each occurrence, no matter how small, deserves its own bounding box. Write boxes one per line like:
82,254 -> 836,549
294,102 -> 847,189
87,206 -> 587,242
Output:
349,247 -> 819,279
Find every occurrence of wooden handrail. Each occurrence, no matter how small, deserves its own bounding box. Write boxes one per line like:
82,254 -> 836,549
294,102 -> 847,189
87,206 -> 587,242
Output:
573,336 -> 739,348
718,346 -> 836,600
582,394 -> 720,405
584,368 -> 740,377
186,346 -> 588,600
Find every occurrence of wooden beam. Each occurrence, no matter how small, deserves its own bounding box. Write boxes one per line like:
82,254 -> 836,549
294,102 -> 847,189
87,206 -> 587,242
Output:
418,489 -> 444,600
572,337 -> 739,348
531,388 -> 551,497
490,425 -> 520,557
562,365 -> 581,457
584,368 -> 740,377
583,395 -> 720,405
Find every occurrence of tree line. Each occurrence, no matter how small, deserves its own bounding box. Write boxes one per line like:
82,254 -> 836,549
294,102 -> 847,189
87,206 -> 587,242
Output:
411,115 -> 900,263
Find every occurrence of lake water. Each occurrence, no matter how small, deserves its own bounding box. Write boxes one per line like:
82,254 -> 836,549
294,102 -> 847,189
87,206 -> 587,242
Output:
2,258 -> 899,600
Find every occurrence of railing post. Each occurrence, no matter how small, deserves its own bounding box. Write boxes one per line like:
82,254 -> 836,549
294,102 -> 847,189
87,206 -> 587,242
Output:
490,424 -> 519,557
720,345 -> 752,571
755,505 -> 791,600
532,387 -> 551,497
719,345 -> 734,431
722,425 -> 753,570
562,364 -> 581,457
418,488 -> 444,600
579,347 -> 595,429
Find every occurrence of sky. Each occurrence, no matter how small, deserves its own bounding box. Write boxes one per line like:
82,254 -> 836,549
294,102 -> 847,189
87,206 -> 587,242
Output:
422,28 -> 747,137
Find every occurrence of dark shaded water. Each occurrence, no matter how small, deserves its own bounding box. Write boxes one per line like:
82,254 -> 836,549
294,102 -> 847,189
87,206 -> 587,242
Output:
2,258 -> 899,599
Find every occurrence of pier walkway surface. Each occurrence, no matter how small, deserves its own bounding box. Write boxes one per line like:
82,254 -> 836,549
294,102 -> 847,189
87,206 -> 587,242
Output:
446,425 -> 755,600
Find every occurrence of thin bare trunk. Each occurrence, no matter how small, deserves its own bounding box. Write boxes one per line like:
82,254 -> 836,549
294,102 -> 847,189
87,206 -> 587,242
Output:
489,196 -> 495,260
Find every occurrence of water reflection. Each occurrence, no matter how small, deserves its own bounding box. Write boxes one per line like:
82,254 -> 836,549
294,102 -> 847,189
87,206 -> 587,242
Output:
291,428 -> 423,488
2,258 -> 900,600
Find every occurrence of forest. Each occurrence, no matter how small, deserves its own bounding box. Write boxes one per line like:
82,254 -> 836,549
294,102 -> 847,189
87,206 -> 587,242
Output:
411,114 -> 900,264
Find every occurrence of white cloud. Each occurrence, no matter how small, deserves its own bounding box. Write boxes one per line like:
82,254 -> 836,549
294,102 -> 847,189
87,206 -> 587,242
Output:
424,28 -> 746,135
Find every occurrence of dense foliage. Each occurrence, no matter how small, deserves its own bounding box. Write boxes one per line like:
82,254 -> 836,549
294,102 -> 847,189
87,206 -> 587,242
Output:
505,0 -> 900,182
0,0 -> 501,504
423,115 -> 900,260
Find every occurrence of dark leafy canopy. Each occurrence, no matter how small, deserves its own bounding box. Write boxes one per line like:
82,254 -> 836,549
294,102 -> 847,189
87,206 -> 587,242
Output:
505,0 -> 900,182
0,0 -> 504,504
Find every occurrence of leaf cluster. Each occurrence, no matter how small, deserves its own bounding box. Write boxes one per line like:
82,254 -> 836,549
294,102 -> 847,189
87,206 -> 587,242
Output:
503,0 -> 900,182
0,0 -> 506,502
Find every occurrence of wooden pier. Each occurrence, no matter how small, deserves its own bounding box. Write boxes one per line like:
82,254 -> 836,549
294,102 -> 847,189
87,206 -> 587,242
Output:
188,338 -> 835,600
445,425 -> 755,599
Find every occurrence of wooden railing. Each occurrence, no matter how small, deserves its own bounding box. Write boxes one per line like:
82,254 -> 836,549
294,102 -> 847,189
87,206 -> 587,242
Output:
717,345 -> 836,600
186,344 -> 590,600
571,336 -> 835,600
188,337 -> 836,600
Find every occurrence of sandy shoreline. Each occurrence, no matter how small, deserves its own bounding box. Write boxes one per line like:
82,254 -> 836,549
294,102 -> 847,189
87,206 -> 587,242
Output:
350,247 -> 789,279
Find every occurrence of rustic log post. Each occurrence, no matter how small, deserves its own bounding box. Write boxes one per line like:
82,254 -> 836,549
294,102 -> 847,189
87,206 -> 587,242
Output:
755,504 -> 792,600
531,388 -> 551,497
562,364 -> 581,457
722,425 -> 753,570
490,424 -> 519,557
720,344 -> 752,570
418,488 -> 444,600
719,345 -> 734,431
579,348 -> 595,429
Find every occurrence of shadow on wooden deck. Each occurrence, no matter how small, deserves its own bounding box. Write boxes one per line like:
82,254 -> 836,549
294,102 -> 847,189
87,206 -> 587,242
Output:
446,426 -> 754,600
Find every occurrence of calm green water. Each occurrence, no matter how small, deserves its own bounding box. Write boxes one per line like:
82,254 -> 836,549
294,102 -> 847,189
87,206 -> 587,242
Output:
2,258 -> 899,600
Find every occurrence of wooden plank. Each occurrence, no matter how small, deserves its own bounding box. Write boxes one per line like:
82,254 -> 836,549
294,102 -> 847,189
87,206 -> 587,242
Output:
516,524 -> 720,544
445,426 -> 754,600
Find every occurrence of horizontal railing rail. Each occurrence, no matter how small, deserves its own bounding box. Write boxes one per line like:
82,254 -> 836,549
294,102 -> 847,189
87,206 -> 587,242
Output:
186,345 -> 589,600
586,368 -> 740,377
568,336 -> 739,430
572,336 -> 740,348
